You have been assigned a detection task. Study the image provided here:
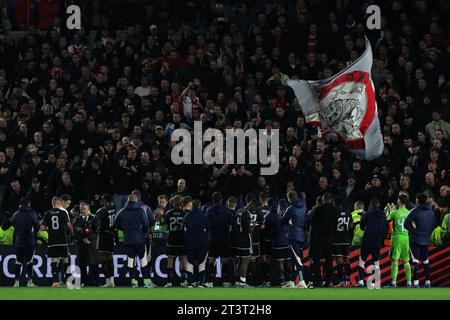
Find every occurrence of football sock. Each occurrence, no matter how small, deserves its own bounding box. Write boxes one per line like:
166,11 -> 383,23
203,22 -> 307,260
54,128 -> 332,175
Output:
14,263 -> 21,280
344,262 -> 350,282
142,264 -> 151,281
26,263 -> 33,279
207,259 -> 215,283
262,261 -> 270,283
358,266 -> 365,283
255,261 -> 263,285
127,258 -> 137,282
391,261 -> 399,283
181,271 -> 187,282
167,268 -> 174,284
129,266 -> 138,281
63,261 -> 70,283
90,264 -> 99,285
108,261 -> 114,278
149,265 -> 154,279
102,262 -> 110,278
285,261 -> 292,282
423,260 -> 430,281
221,259 -> 228,283
307,262 -> 315,284
324,259 -> 333,284
186,271 -> 194,285
297,265 -> 304,282
227,259 -> 235,283
199,255 -> 207,285
404,262 -> 412,283
197,262 -> 206,284
337,263 -> 344,282
274,260 -> 282,284
51,261 -> 59,283
413,262 -> 419,281
185,261 -> 194,285
290,264 -> 297,282
249,261 -> 257,284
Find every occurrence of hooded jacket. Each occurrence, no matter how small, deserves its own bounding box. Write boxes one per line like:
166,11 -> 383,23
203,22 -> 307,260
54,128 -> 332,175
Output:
282,197 -> 307,242
206,203 -> 231,245
360,208 -> 388,248
310,202 -> 340,244
405,203 -> 436,246
184,207 -> 209,249
265,207 -> 289,247
12,205 -> 40,247
113,201 -> 149,245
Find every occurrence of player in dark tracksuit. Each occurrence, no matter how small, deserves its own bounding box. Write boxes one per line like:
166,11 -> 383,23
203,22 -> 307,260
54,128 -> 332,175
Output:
113,194 -> 149,288
255,192 -> 271,287
94,194 -> 116,287
281,191 -> 307,288
357,198 -> 388,287
132,189 -> 155,287
264,200 -> 290,286
226,197 -> 238,286
310,193 -> 340,287
12,198 -> 40,287
184,200 -> 209,287
206,192 -> 231,287
404,193 -> 436,288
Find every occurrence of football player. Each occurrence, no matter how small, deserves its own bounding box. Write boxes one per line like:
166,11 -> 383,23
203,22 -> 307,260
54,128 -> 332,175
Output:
233,199 -> 257,287
12,198 -> 40,287
405,193 -> 436,288
41,197 -> 74,288
333,198 -> 353,287
163,195 -> 186,287
256,192 -> 271,287
385,194 -> 412,287
94,193 -> 117,287
281,191 -> 308,288
205,192 -> 231,287
264,200 -> 290,286
184,199 -> 209,287
113,194 -> 149,288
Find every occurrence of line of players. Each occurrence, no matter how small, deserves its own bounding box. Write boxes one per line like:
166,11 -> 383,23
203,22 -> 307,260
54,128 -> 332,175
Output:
10,188 -> 436,288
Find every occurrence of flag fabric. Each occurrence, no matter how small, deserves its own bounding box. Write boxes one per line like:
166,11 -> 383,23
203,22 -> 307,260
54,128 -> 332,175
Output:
287,37 -> 384,161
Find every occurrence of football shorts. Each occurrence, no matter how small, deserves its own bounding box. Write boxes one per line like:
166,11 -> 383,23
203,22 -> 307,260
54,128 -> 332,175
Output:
47,244 -> 69,258
389,241 -> 410,261
332,243 -> 351,258
272,246 -> 290,260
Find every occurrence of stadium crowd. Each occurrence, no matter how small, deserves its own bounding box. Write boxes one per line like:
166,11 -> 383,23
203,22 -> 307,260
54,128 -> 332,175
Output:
0,0 -> 450,288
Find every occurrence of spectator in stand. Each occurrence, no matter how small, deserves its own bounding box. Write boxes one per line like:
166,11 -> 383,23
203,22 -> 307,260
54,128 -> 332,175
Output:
0,0 -> 447,245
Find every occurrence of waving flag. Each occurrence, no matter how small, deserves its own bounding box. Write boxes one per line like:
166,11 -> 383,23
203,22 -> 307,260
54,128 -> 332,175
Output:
287,37 -> 383,160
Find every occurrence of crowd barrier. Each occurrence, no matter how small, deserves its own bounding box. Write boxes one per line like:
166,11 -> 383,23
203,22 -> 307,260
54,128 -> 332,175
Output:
0,245 -> 449,286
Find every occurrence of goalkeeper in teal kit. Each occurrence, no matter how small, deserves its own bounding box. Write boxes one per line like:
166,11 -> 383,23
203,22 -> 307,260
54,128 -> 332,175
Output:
385,194 -> 412,287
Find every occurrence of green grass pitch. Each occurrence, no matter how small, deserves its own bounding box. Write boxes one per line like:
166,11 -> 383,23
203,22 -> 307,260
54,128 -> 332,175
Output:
1,287 -> 450,300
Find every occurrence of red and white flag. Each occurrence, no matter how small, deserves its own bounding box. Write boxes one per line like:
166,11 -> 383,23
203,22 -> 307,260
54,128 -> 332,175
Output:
287,37 -> 383,161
